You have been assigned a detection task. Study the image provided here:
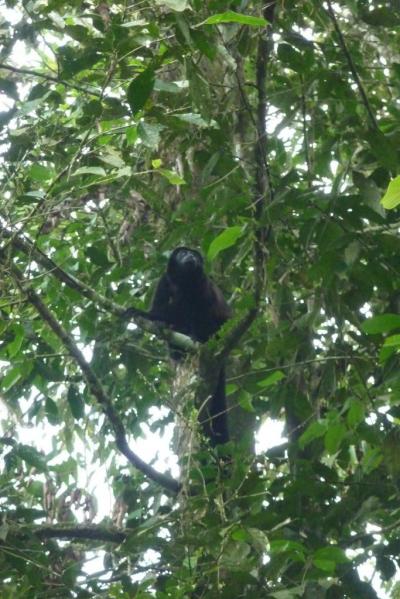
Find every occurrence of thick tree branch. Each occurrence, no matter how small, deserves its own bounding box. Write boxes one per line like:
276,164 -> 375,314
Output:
1,255 -> 180,494
24,524 -> 127,544
325,0 -> 378,130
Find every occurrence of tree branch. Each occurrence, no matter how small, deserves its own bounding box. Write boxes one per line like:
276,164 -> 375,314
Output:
27,524 -> 127,544
1,254 -> 180,494
325,0 -> 378,130
0,62 -> 102,98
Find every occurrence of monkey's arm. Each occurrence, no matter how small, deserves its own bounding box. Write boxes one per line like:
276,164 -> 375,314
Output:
122,275 -> 172,322
148,274 -> 174,323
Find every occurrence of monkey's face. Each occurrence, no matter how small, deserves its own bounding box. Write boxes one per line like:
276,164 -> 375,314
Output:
168,247 -> 204,283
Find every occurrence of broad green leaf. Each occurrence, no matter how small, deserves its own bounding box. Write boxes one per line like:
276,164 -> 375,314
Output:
127,67 -> 155,116
29,164 -> 53,182
299,421 -> 327,449
85,246 -> 113,267
361,313 -> 400,334
45,397 -> 59,425
313,559 -> 335,573
324,423 -> 346,454
362,447 -> 383,474
313,546 -> 349,564
384,334 -> 400,347
67,384 -> 85,420
6,324 -> 24,358
17,444 -> 48,472
158,168 -> 186,185
346,398 -> 365,427
73,166 -> 106,177
270,540 -> 306,560
203,11 -> 267,27
257,371 -> 285,388
381,176 -> 400,209
1,366 -> 22,392
138,121 -> 165,148
208,226 -> 243,260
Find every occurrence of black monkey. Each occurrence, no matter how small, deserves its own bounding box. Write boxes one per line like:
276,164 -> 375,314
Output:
149,247 -> 231,446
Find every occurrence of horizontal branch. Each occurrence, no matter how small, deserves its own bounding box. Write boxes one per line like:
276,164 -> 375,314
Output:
0,62 -> 102,98
31,523 -> 127,544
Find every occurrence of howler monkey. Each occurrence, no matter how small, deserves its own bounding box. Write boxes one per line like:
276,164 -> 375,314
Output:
149,247 -> 231,446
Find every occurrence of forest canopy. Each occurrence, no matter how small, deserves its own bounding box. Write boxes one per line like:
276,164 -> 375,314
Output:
1,1 -> 400,597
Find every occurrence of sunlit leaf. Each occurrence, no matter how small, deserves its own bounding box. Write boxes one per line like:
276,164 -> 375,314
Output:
380,176 -> 400,209
208,226 -> 243,260
203,11 -> 267,27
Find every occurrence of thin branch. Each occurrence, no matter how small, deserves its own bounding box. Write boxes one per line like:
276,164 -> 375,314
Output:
325,0 -> 378,130
2,256 -> 180,494
0,62 -> 102,98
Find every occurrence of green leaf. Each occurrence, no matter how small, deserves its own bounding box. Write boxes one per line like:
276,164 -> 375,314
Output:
313,546 -> 349,564
361,313 -> 400,334
6,324 -> 24,358
324,423 -> 347,454
17,444 -> 48,472
28,164 -> 53,182
45,397 -> 59,425
127,67 -> 155,116
381,176 -> 400,209
313,559 -> 335,573
85,246 -> 113,267
203,11 -> 267,27
158,168 -> 186,185
73,166 -> 106,177
1,367 -> 22,392
384,334 -> 400,347
346,398 -> 365,427
67,384 -> 85,420
138,121 -> 165,148
299,421 -> 327,449
208,226 -> 243,260
257,371 -> 285,388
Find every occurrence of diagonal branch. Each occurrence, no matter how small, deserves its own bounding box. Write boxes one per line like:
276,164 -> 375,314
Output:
2,255 -> 180,494
325,0 -> 378,130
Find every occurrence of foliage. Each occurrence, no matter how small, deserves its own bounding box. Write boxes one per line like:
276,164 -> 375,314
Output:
1,0 -> 400,597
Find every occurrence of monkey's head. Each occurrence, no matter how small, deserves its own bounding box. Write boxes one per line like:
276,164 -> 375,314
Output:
167,247 -> 204,284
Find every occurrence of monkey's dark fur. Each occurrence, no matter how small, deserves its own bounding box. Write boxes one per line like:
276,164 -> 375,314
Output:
150,247 -> 231,445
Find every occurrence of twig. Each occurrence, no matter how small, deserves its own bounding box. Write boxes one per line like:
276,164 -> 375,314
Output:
0,62 -> 102,98
325,0 -> 378,130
